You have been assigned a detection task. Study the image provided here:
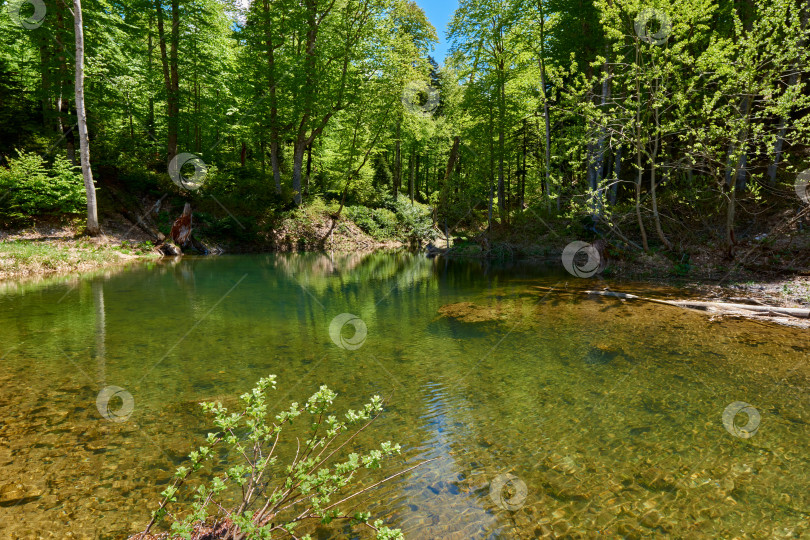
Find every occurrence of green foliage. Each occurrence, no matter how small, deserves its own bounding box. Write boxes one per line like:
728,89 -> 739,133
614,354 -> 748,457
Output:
144,375 -> 404,540
3,0 -> 809,253
0,151 -> 86,225
116,240 -> 156,255
344,206 -> 398,240
195,211 -> 259,245
373,209 -> 399,238
371,155 -> 393,190
392,198 -> 437,241
0,239 -> 117,271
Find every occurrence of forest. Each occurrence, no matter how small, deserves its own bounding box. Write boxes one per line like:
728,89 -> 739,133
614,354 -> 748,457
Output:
1,0 -> 810,271
3,2 -> 810,538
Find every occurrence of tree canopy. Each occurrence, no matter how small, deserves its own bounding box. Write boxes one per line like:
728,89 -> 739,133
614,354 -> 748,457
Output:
2,0 -> 809,251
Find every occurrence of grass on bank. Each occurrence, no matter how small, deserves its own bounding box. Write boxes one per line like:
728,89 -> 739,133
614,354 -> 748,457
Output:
0,238 -> 158,279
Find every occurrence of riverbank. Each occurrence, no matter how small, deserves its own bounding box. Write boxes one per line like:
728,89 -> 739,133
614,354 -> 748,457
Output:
437,208 -> 810,312
0,209 -> 405,282
3,215 -> 809,324
0,222 -> 160,281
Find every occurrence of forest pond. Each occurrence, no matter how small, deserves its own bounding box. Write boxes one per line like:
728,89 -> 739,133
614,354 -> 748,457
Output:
0,253 -> 808,539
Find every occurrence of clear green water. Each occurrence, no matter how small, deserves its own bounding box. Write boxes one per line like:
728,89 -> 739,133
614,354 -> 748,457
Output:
0,253 -> 808,539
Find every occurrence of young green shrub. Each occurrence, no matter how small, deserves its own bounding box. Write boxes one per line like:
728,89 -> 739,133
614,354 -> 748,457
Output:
141,375 -> 417,540
393,199 -> 436,243
371,209 -> 397,239
345,205 -> 381,238
0,151 -> 85,225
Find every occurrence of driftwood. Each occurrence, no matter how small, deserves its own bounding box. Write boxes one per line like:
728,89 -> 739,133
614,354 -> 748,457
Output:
582,289 -> 810,319
157,242 -> 181,256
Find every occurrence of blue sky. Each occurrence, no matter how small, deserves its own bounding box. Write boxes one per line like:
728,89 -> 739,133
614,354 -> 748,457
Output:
416,0 -> 458,64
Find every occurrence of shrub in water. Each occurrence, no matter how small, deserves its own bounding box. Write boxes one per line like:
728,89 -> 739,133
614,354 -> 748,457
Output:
140,375 -> 415,540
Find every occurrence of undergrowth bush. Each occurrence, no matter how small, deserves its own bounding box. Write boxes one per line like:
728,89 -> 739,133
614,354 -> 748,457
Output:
344,206 -> 398,240
140,375 -> 411,540
392,198 -> 436,242
0,151 -> 85,225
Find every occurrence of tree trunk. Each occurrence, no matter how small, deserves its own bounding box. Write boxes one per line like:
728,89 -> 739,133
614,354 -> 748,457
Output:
425,150 -> 430,196
305,142 -> 313,196
409,148 -> 416,204
488,102 -> 496,231
147,14 -> 155,141
39,43 -> 50,129
55,6 -> 76,163
194,80 -> 200,152
634,44 -> 648,251
270,140 -> 282,194
497,63 -> 506,222
292,141 -> 307,204
592,62 -> 610,217
609,145 -> 621,205
439,136 -> 459,222
768,114 -> 790,186
263,0 -> 282,194
66,125 -> 76,165
488,182 -> 494,233
155,0 -> 179,165
650,102 -> 672,250
726,183 -> 736,249
393,121 -> 401,200
725,96 -> 751,191
73,0 -> 99,236
168,0 -> 179,164
635,161 -> 648,252
171,202 -> 193,248
726,94 -> 753,247
768,5 -> 808,185
415,152 -> 421,201
521,121 -> 527,209
650,163 -> 672,250
55,7 -> 67,136
536,0 -> 553,213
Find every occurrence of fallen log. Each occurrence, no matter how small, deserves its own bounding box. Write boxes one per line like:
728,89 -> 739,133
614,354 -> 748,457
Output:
582,289 -> 810,319
666,300 -> 810,318
157,242 -> 182,256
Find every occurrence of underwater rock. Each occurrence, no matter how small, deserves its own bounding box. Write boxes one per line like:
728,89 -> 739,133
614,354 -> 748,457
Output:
640,509 -> 662,528
437,302 -> 508,324
635,467 -> 677,493
584,343 -> 622,365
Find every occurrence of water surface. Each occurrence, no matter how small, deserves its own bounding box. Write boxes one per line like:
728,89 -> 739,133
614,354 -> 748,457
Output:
0,253 -> 808,539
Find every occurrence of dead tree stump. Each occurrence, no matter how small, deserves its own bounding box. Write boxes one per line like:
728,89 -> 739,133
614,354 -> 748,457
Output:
171,203 -> 193,248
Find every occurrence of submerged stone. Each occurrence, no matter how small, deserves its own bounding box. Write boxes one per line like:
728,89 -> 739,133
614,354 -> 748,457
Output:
584,343 -> 622,365
437,301 -> 508,323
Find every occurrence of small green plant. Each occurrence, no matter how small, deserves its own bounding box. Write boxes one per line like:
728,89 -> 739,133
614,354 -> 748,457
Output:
344,206 -> 398,240
141,375 -> 413,540
113,240 -> 156,256
391,199 -> 436,242
0,150 -> 85,225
